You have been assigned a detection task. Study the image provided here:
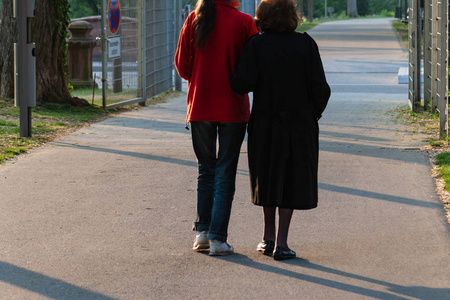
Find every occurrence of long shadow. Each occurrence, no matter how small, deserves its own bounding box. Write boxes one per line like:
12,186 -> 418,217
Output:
0,261 -> 117,300
52,141 -> 198,167
319,122 -> 411,135
319,183 -> 441,209
320,130 -> 391,143
295,261 -> 450,300
100,117 -> 189,135
51,142 -> 249,174
319,140 -> 428,165
214,254 -> 449,300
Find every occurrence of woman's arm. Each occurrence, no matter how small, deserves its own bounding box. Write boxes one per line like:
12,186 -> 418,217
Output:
175,14 -> 194,80
306,33 -> 330,120
231,36 -> 259,94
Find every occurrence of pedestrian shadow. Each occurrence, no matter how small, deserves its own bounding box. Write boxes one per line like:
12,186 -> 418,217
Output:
214,254 -> 450,300
51,142 -> 249,174
0,261 -> 117,299
101,117 -> 190,135
318,183 -> 441,209
52,141 -> 198,167
319,140 -> 428,165
320,130 -> 392,143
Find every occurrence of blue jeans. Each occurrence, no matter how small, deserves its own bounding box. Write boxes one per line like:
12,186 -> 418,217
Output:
191,121 -> 246,242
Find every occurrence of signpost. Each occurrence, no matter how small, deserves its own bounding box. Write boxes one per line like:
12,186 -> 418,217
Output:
108,0 -> 121,35
14,0 -> 36,138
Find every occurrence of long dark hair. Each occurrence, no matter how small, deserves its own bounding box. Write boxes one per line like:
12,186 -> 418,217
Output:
193,0 -> 216,49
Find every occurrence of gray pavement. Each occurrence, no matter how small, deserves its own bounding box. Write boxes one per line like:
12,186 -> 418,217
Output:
0,18 -> 449,299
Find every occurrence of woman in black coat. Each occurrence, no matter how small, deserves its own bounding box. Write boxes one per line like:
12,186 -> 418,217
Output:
231,0 -> 330,260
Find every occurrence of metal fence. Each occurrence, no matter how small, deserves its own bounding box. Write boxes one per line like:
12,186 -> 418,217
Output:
239,0 -> 260,16
91,0 -> 258,109
409,0 -> 448,138
96,0 -> 174,109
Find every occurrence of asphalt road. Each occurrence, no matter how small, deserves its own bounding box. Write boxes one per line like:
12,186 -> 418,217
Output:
0,18 -> 449,299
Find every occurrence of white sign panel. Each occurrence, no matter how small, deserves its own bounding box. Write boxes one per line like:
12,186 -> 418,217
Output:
108,36 -> 121,59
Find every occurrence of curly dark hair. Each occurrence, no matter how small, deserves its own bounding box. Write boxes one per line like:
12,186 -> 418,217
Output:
255,0 -> 299,33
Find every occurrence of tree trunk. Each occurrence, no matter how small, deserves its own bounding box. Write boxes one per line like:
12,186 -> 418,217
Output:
34,0 -> 77,105
0,0 -> 88,106
298,0 -> 304,19
347,0 -> 358,17
0,0 -> 16,100
308,0 -> 313,22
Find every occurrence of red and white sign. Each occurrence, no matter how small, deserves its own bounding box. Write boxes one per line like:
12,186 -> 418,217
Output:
108,0 -> 121,35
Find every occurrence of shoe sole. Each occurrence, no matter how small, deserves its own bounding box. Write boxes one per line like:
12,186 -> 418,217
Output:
193,243 -> 210,251
209,251 -> 233,256
257,249 -> 273,256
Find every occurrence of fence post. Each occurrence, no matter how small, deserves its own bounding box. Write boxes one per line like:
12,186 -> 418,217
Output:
424,0 -> 432,109
431,0 -> 439,112
437,0 -> 448,138
101,0 -> 107,108
408,0 -> 421,111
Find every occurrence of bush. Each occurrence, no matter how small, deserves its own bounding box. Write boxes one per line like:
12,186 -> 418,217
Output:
380,9 -> 395,17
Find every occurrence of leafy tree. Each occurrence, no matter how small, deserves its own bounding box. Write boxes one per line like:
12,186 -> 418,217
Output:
307,0 -> 313,21
347,0 -> 358,17
0,0 -> 88,105
69,0 -> 100,19
0,0 -> 15,100
357,0 -> 369,16
369,0 -> 397,14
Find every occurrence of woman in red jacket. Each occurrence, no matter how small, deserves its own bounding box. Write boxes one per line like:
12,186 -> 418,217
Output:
175,0 -> 258,256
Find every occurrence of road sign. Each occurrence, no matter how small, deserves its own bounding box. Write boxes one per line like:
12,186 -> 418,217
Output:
108,0 -> 121,35
108,36 -> 121,59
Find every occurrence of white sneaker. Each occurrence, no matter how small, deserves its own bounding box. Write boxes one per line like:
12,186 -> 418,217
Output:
209,240 -> 234,256
193,231 -> 209,251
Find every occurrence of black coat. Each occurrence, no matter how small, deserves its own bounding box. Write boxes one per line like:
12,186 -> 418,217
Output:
231,32 -> 330,209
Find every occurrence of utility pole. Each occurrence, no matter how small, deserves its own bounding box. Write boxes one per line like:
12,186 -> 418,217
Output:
14,0 -> 36,138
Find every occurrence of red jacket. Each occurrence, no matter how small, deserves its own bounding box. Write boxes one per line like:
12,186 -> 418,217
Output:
175,1 -> 258,123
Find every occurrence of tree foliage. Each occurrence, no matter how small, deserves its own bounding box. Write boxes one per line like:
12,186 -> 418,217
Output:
0,0 -> 88,105
68,0 -> 101,19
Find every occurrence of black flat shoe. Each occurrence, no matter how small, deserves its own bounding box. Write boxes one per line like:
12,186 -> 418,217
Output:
256,240 -> 275,256
273,246 -> 296,260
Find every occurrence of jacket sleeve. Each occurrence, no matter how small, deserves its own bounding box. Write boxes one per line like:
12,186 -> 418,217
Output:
174,14 -> 193,80
306,33 -> 330,120
231,36 -> 259,94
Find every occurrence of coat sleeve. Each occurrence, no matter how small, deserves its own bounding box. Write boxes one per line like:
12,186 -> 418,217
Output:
174,14 -> 193,80
306,33 -> 330,120
231,36 -> 259,94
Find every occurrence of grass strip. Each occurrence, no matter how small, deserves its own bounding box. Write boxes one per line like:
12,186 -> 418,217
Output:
0,90 -> 180,164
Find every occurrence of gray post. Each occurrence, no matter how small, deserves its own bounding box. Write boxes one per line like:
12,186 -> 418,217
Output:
14,0 -> 36,138
101,0 -> 107,108
408,0 -> 421,111
423,0 -> 432,109
175,0 -> 182,91
431,0 -> 438,112
437,0 -> 448,138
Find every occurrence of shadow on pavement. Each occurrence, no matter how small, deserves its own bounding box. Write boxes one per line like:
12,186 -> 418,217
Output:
0,261 -> 116,300
319,183 -> 441,209
214,254 -> 450,300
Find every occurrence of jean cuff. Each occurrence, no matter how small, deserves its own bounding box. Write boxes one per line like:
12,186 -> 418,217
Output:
193,222 -> 210,232
208,230 -> 227,242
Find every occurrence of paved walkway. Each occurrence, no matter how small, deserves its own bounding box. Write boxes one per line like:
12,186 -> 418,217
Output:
0,18 -> 449,299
